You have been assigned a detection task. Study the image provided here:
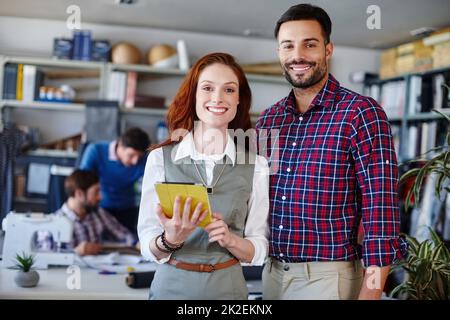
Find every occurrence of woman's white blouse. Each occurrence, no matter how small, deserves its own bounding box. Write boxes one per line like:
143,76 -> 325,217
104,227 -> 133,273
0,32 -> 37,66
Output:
137,132 -> 270,265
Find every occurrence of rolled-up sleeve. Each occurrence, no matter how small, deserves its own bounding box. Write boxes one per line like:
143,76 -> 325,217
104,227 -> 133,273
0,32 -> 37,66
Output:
350,98 -> 407,267
137,147 -> 172,264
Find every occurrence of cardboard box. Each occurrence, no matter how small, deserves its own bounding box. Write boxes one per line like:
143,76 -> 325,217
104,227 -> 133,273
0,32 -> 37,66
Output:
380,48 -> 397,79
432,41 -> 450,69
381,48 -> 397,65
414,42 -> 434,72
423,26 -> 450,46
380,65 -> 397,79
396,54 -> 415,75
397,42 -> 415,56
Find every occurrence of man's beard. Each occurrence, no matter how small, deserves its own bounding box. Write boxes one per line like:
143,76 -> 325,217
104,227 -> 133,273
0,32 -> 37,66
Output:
83,203 -> 98,213
283,58 -> 327,89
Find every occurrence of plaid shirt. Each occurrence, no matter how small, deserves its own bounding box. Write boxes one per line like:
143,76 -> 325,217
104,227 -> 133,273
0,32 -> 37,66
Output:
56,203 -> 136,248
256,74 -> 407,267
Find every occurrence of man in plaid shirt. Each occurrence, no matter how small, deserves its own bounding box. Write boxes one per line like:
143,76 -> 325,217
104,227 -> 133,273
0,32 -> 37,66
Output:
54,170 -> 136,256
256,4 -> 406,300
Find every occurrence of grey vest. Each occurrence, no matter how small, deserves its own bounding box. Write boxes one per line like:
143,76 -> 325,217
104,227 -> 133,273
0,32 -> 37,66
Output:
148,142 -> 256,299
162,142 -> 256,264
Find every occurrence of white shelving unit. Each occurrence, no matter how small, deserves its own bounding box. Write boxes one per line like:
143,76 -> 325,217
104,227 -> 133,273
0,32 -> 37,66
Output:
363,66 -> 450,162
0,54 -> 285,137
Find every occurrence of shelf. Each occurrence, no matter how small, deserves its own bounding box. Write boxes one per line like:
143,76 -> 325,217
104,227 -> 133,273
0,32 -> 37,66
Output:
409,65 -> 450,77
109,62 -> 287,84
1,100 -> 263,123
14,197 -> 46,205
387,116 -> 403,122
120,107 -> 167,116
25,149 -> 78,158
0,100 -> 85,112
366,65 -> 450,85
365,76 -> 405,85
109,62 -> 186,76
1,55 -> 104,70
406,110 -> 450,121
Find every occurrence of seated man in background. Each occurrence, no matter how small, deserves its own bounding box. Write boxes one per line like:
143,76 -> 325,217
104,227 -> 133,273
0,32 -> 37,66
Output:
54,169 -> 136,256
79,127 -> 150,236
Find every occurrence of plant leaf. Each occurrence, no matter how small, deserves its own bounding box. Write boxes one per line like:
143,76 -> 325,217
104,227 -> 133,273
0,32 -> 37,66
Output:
432,109 -> 450,124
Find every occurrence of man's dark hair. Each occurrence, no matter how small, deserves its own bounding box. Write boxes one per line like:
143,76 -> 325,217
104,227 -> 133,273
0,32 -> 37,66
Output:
64,169 -> 99,197
119,127 -> 150,153
274,3 -> 332,44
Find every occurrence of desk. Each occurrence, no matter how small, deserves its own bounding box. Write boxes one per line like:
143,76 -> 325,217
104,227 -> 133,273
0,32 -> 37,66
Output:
0,267 -> 262,300
0,267 -> 148,300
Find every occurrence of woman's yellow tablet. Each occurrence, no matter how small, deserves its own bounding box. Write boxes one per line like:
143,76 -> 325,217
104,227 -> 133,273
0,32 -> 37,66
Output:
154,182 -> 213,228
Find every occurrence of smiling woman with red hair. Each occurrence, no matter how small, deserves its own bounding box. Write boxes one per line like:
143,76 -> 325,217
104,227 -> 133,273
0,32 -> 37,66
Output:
138,52 -> 269,300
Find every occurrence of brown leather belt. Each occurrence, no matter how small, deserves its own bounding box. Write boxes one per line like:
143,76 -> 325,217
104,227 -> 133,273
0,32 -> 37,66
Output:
168,258 -> 239,273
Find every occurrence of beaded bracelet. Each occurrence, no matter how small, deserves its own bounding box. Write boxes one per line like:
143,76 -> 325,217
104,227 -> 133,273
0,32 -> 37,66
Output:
154,234 -> 171,253
161,231 -> 184,252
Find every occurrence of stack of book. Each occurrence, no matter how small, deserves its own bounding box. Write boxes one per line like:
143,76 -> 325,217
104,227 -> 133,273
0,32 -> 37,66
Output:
107,71 -> 165,108
2,64 -> 44,102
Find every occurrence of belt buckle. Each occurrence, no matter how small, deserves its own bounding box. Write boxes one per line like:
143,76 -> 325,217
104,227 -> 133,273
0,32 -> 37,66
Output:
199,264 -> 215,273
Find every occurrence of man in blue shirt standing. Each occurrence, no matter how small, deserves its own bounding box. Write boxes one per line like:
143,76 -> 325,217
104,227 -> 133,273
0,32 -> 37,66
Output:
80,127 -> 150,235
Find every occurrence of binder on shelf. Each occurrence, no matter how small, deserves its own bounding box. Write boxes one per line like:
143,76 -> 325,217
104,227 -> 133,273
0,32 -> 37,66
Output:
407,76 -> 422,115
124,71 -> 137,108
21,65 -> 44,102
107,71 -> 127,106
72,30 -> 92,61
407,125 -> 418,159
432,74 -> 445,110
380,80 -> 405,118
2,63 -> 18,100
16,64 -> 23,101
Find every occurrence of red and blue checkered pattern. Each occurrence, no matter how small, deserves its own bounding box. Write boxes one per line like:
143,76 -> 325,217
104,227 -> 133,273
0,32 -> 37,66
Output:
256,74 -> 407,267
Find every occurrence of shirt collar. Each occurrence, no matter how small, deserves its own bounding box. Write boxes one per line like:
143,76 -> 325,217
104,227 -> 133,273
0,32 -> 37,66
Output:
283,73 -> 340,112
60,202 -> 81,222
108,140 -> 118,161
174,131 -> 236,166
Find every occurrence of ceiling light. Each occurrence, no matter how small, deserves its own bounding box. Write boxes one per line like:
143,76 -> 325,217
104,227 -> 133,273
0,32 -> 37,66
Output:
409,27 -> 436,37
115,0 -> 139,5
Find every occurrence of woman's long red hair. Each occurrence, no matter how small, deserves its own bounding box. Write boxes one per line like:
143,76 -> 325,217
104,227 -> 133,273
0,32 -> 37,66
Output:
150,52 -> 252,151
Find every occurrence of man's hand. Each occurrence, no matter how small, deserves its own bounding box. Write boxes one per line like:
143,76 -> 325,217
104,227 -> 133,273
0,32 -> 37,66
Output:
358,265 -> 390,300
75,241 -> 103,256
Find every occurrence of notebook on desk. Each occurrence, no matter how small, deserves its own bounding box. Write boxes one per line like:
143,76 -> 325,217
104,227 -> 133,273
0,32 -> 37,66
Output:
154,182 -> 213,228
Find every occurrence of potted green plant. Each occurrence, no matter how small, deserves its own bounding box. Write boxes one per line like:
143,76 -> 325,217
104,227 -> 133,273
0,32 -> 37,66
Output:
393,85 -> 450,299
390,228 -> 450,299
14,252 -> 40,288
400,107 -> 450,208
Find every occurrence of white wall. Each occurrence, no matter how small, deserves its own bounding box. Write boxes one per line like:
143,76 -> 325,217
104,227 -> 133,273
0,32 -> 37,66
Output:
0,16 -> 380,142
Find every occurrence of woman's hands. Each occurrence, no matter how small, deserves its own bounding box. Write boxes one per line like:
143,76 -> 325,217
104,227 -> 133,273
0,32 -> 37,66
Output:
204,213 -> 236,248
156,196 -> 208,245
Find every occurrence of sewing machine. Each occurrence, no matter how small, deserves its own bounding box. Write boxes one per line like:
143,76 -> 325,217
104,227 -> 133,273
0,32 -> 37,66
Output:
2,212 -> 75,269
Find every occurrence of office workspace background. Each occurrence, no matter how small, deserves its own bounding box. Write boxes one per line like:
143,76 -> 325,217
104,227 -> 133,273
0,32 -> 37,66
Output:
1,0 -> 450,301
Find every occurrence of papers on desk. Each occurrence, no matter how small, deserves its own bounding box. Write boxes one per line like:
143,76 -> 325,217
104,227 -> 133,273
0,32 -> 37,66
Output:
76,252 -> 157,274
